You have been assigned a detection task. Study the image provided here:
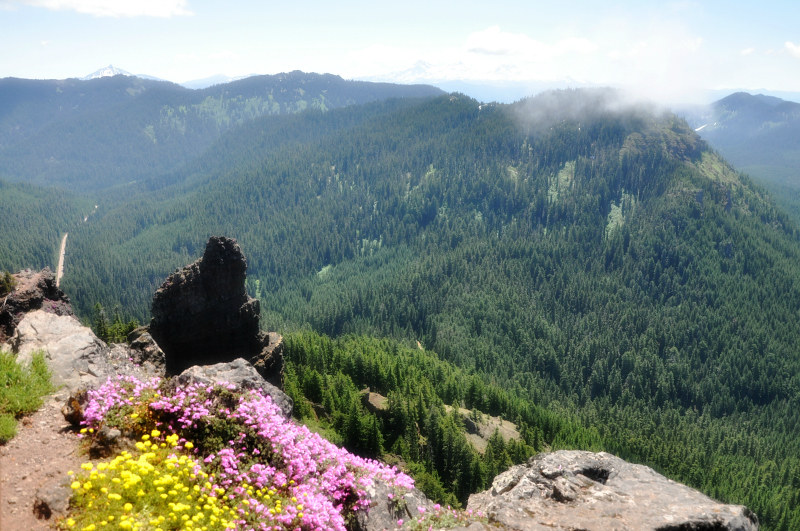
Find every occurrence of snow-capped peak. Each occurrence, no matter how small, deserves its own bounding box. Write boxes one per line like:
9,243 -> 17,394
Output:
82,65 -> 133,80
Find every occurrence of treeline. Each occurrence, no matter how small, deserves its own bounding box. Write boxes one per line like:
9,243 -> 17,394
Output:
283,331 -> 601,505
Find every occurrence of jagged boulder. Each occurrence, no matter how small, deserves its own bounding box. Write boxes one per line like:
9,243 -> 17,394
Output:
126,326 -> 166,373
459,450 -> 758,531
149,236 -> 283,385
0,268 -> 72,343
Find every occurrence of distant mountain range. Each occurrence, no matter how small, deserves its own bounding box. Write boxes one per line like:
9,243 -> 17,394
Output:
0,71 -> 443,191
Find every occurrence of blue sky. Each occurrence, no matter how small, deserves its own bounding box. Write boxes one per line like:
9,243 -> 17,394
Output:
1,0 -> 799,102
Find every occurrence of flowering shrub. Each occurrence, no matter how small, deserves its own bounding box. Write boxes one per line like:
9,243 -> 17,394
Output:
65,375 -> 416,531
66,431 -> 237,530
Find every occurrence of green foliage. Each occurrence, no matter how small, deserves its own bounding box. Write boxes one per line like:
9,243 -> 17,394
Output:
283,331 -> 590,505
0,271 -> 15,296
0,350 -> 54,443
0,73 -> 442,192
0,414 -> 16,444
90,302 -> 139,343
0,180 -> 89,274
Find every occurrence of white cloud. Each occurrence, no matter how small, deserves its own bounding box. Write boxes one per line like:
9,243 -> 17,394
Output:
740,47 -> 755,56
465,26 -> 539,56
786,41 -> 800,59
345,27 -> 600,83
19,0 -> 191,17
465,26 -> 597,61
210,50 -> 240,61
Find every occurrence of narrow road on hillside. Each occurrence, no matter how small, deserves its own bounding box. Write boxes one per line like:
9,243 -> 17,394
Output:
56,233 -> 67,288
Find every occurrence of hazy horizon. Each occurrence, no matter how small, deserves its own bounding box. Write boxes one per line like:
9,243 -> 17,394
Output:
1,0 -> 799,105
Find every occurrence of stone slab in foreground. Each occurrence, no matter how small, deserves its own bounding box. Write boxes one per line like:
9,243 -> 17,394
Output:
462,450 -> 758,531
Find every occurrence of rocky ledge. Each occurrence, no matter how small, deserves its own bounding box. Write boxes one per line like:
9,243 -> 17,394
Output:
459,450 -> 758,530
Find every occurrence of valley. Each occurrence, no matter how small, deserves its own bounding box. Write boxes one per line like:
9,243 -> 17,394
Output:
2,74 -> 800,529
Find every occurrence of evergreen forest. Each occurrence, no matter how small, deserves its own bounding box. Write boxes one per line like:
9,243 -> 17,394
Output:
2,76 -> 800,529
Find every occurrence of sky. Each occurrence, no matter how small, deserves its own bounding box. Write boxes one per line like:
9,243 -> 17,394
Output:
1,0 -> 799,103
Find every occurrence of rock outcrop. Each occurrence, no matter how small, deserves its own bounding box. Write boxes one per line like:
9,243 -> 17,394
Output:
458,450 -> 758,531
0,265 -> 760,531
0,268 -> 72,343
149,236 -> 283,385
8,310 -> 155,398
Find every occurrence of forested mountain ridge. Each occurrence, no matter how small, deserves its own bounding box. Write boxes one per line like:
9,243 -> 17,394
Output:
682,91 -> 800,229
685,92 -> 800,188
0,179 -> 90,273
0,72 -> 443,191
5,87 -> 800,527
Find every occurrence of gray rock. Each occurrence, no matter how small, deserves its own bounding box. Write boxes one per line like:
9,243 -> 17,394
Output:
33,481 -> 71,520
251,331 -> 284,388
175,358 -> 292,418
461,450 -> 758,531
0,268 -> 72,343
7,310 -> 166,399
126,327 -> 166,372
353,478 -> 434,531
88,426 -> 124,458
10,310 -> 109,396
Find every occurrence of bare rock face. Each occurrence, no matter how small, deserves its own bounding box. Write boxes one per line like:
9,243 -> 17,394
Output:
10,310 -> 109,396
33,482 -> 71,520
0,268 -> 72,343
461,450 -> 758,531
8,310 -> 162,398
149,236 -> 283,384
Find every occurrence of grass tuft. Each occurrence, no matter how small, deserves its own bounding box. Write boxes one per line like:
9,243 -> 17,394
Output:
0,349 -> 54,443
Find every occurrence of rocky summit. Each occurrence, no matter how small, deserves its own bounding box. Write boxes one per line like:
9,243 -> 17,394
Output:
149,236 -> 283,384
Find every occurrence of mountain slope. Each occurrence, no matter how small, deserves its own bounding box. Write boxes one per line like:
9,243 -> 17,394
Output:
0,72 -> 443,192
688,92 -> 800,187
24,89 -> 800,528
0,179 -> 91,273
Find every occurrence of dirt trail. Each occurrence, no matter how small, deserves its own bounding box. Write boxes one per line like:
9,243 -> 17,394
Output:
0,396 -> 84,530
55,233 -> 67,288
